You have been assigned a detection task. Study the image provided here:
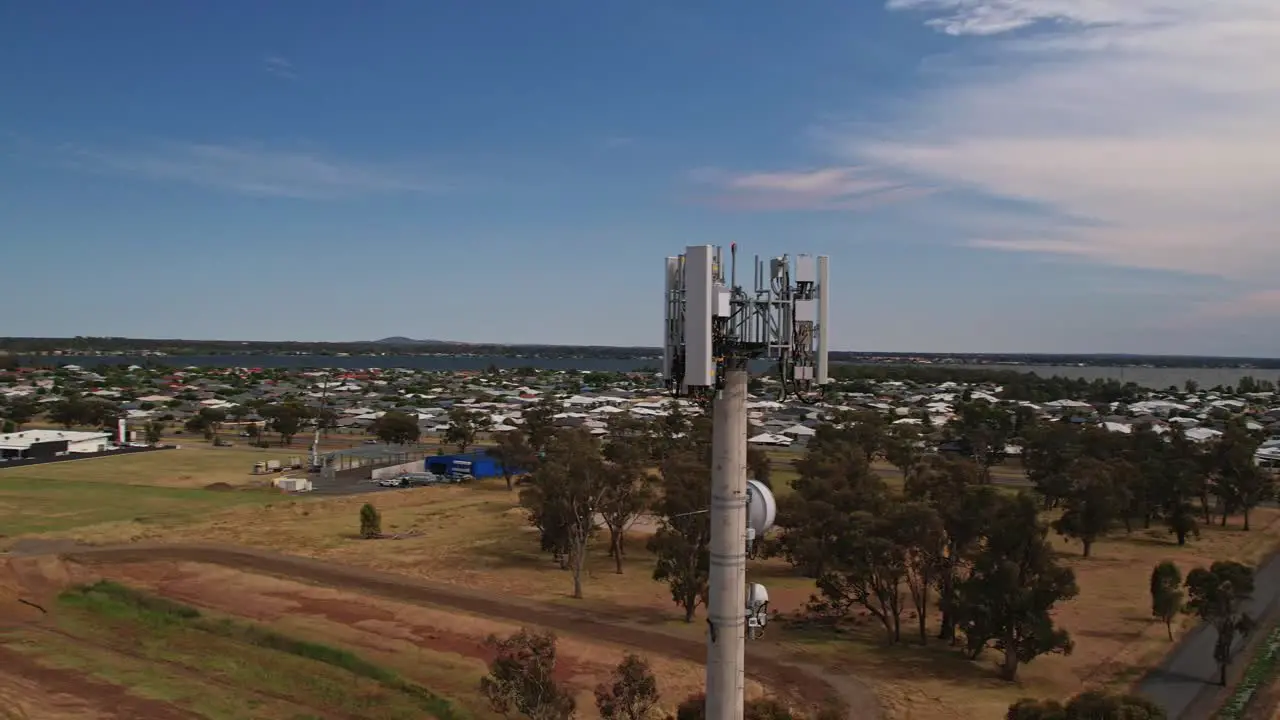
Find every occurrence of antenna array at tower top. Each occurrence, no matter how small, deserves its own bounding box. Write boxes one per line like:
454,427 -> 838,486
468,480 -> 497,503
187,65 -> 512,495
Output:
662,244 -> 830,399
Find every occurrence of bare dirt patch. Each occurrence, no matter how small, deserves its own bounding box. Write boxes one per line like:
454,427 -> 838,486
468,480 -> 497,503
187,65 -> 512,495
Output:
94,559 -> 721,714
61,546 -> 872,717
0,644 -> 192,720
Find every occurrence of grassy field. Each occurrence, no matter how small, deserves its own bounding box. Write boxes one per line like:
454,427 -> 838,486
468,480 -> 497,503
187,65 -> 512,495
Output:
7,439 -> 1280,719
0,580 -> 464,720
0,475 -> 280,540
126,475 -> 1280,718
1,443 -> 299,489
0,444 -> 319,545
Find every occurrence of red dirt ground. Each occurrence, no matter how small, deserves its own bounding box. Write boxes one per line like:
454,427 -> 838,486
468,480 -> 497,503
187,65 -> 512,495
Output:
0,644 -> 194,720
100,561 -> 587,686
57,542 -> 881,717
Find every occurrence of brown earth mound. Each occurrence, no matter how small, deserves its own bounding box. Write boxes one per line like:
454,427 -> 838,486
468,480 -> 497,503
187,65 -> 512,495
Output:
0,556 -> 85,624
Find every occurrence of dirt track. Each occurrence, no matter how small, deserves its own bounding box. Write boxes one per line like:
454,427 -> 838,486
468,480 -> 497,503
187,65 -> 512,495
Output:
0,644 -> 195,720
49,542 -> 881,718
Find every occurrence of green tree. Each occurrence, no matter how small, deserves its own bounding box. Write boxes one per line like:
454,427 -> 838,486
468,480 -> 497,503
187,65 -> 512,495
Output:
949,401 -> 1014,483
809,508 -> 908,642
599,437 -> 653,574
3,398 -> 37,430
883,424 -> 923,479
955,493 -> 1077,680
519,429 -> 609,599
676,694 -> 705,720
490,430 -> 537,491
653,401 -> 693,460
183,413 -> 211,440
263,404 -> 303,446
522,396 -> 561,455
49,398 -> 87,429
1022,422 -> 1081,509
594,654 -> 659,720
144,420 -> 165,445
444,407 -> 479,453
359,502 -> 382,539
480,629 -> 576,720
1150,561 -> 1183,640
895,502 -> 947,643
1122,425 -> 1173,531
648,452 -> 711,622
904,456 -> 992,643
1052,458 -> 1130,557
746,445 -> 772,487
198,407 -> 227,444
372,410 -> 421,445
844,409 -> 887,463
1008,691 -> 1166,719
775,431 -> 889,577
1185,560 -> 1256,686
1210,425 -> 1273,530
675,694 -> 798,720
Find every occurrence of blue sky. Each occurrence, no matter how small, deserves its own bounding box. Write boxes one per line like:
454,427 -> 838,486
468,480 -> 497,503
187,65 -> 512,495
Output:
3,1 -> 1278,356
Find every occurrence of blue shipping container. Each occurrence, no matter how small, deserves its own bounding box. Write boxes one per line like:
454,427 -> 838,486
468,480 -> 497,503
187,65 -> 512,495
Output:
425,451 -> 513,479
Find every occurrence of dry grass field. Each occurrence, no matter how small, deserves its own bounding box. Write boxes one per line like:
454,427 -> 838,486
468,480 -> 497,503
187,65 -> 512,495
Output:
37,477 -> 1280,719
2,444 -> 297,489
0,563 -> 469,719
0,550 -> 751,720
0,445 -> 295,543
86,560 -> 723,715
6,441 -> 1280,718
782,508 -> 1280,719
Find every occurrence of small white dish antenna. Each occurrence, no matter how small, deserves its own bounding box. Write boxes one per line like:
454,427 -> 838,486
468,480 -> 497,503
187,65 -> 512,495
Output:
746,479 -> 776,535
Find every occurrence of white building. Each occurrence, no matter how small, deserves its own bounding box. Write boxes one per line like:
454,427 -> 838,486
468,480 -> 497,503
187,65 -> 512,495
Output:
0,430 -> 112,459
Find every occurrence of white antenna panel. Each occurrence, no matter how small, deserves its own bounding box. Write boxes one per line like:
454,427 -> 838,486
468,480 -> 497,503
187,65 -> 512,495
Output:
663,256 -> 680,382
662,243 -> 830,397
817,255 -> 830,385
683,245 -> 716,388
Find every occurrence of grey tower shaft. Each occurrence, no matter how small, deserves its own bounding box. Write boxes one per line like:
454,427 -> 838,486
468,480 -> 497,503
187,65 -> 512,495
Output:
706,367 -> 749,720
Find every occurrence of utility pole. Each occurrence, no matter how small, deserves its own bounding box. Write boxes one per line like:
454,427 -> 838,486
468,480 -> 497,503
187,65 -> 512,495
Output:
309,370 -> 331,473
663,244 -> 830,720
706,361 -> 749,720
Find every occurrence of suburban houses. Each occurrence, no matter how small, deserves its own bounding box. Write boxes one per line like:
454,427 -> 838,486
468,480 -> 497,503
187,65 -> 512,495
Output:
1,363 -> 1279,467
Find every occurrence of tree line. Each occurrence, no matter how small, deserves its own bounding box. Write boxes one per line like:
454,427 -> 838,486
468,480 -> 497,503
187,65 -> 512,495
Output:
482,395 -> 1271,715
477,627 -> 839,720
827,364 -> 1149,404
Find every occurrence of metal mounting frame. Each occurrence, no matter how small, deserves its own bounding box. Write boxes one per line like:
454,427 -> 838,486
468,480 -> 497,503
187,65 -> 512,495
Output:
664,244 -> 829,401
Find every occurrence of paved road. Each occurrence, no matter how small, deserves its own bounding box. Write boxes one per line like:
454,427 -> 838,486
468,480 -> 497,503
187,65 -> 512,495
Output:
1137,553 -> 1280,719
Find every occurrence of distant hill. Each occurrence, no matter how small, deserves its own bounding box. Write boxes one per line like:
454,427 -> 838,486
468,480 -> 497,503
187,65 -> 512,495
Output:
374,337 -> 461,345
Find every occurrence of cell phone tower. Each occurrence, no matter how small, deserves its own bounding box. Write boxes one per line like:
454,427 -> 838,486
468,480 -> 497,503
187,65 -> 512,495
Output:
663,244 -> 830,720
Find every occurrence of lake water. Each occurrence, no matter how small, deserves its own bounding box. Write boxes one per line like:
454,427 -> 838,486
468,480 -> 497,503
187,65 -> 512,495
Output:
953,365 -> 1279,390
24,354 -> 1280,390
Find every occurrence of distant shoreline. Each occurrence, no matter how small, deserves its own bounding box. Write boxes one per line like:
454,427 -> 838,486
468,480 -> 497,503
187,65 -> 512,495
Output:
4,345 -> 1278,370
10,354 -> 1280,390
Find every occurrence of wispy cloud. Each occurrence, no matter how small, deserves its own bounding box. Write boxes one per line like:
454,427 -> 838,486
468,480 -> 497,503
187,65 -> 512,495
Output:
263,55 -> 296,80
826,1 -> 1280,280
60,141 -> 441,200
690,165 -> 930,212
1191,289 -> 1280,321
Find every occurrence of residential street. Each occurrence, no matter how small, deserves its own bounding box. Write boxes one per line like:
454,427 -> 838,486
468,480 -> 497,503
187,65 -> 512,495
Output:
1137,553 -> 1280,719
